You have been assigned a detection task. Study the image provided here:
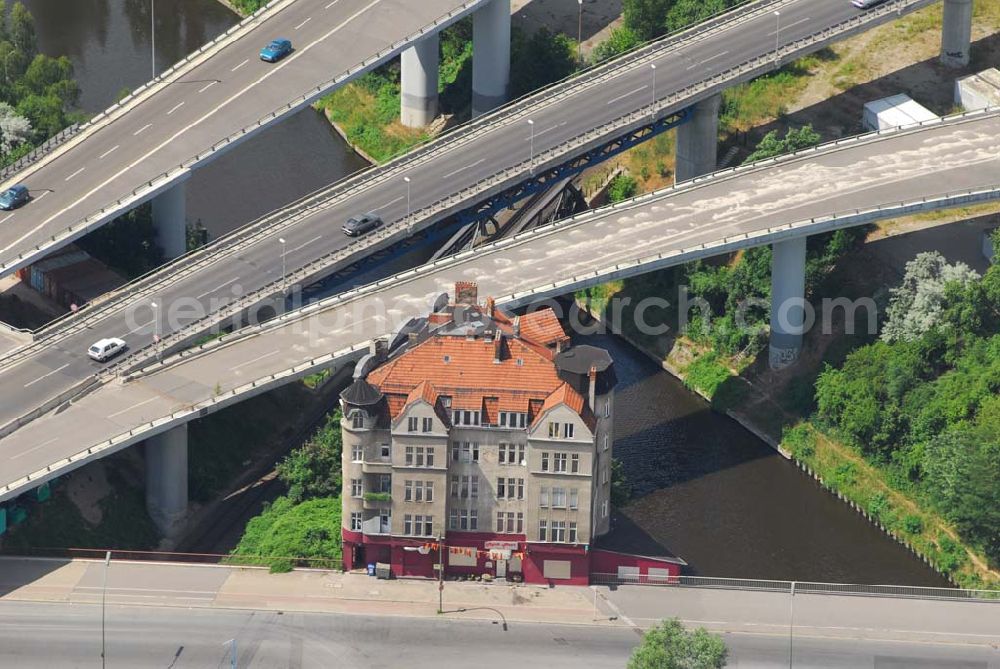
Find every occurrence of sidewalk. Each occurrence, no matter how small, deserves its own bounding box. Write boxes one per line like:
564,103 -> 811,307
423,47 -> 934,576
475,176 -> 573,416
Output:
0,557 -> 619,627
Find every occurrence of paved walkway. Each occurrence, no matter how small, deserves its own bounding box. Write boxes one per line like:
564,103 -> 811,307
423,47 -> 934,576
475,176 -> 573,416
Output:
1,557 -> 998,650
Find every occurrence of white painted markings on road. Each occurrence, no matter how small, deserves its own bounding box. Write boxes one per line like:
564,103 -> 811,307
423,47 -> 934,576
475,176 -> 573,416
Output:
375,195 -> 404,211
9,437 -> 58,460
606,85 -> 647,106
768,17 -> 810,36
441,158 -> 485,180
232,58 -> 249,72
0,213 -> 13,224
32,191 -> 49,203
232,349 -> 280,371
687,51 -> 728,70
198,81 -> 219,93
107,396 -> 159,419
99,145 -> 120,159
524,121 -> 568,140
167,101 -> 186,115
295,17 -> 312,30
325,0 -> 340,8
134,123 -> 152,136
128,318 -> 154,335
196,276 -> 240,299
288,235 -> 322,255
64,168 -> 85,182
23,362 -> 71,388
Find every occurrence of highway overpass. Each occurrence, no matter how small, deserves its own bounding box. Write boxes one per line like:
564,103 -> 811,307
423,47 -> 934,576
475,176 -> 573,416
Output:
1,108 -> 997,529
0,0 -> 971,447
0,0 -> 505,272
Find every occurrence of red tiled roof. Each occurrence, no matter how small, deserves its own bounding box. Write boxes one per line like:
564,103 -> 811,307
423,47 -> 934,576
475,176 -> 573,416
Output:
532,382 -> 596,432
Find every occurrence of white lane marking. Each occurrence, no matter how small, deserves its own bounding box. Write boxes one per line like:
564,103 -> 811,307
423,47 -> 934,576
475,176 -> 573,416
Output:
23,362 -> 71,388
441,158 -> 485,180
232,349 -> 280,371
33,191 -> 49,202
196,276 -> 240,299
64,167 -> 85,182
107,396 -> 159,419
325,0 -> 340,7
128,318 -> 154,335
133,123 -> 152,136
524,121 -> 568,140
9,438 -> 58,460
198,81 -> 218,93
374,195 -> 403,211
99,145 -> 120,159
687,51 -> 728,70
0,213 -> 13,224
768,17 -> 810,36
0,0 -> 386,258
231,58 -> 249,72
288,235 -> 322,255
166,101 -> 185,115
295,17 -> 312,29
606,85 -> 647,106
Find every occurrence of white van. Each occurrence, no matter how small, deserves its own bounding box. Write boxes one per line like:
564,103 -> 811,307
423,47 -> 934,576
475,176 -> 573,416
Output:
88,337 -> 127,362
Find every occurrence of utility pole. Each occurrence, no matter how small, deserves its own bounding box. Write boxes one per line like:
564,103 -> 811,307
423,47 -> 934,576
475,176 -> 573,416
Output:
101,551 -> 111,669
577,0 -> 584,65
527,119 -> 535,174
151,0 -> 156,79
437,534 -> 444,614
774,10 -> 781,68
788,581 -> 795,669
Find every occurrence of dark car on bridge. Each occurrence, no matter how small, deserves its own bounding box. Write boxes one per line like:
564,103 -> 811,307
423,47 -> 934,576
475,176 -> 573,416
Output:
342,213 -> 383,237
260,39 -> 292,63
0,184 -> 30,210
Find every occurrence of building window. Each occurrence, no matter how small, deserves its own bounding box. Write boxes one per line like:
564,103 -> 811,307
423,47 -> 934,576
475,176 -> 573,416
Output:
460,475 -> 470,499
381,444 -> 391,459
405,480 -> 413,502
422,417 -> 433,432
604,400 -> 610,418
450,475 -> 458,498
516,478 -> 524,500
350,479 -> 362,497
538,520 -> 547,542
454,442 -> 480,463
541,452 -> 549,471
571,453 -> 580,473
422,516 -> 433,536
406,447 -> 433,467
500,443 -> 526,465
516,512 -> 524,533
569,521 -> 578,544
452,410 -> 481,426
425,481 -> 434,503
377,474 -> 391,493
548,422 -> 559,438
405,480 -> 430,502
404,514 -> 412,535
407,416 -> 418,432
551,520 -> 566,543
539,487 -> 549,508
601,500 -> 609,518
563,423 -> 575,439
498,442 -> 509,464
350,512 -> 362,531
352,412 -> 364,429
449,508 -> 458,530
569,488 -> 578,510
351,444 -> 363,462
426,448 -> 434,467
405,447 -> 413,466
471,475 -> 479,499
552,487 -> 566,508
451,508 -> 477,531
499,412 -> 527,429
603,434 -> 609,451
497,477 -> 505,499
406,515 -> 433,536
553,453 -> 567,473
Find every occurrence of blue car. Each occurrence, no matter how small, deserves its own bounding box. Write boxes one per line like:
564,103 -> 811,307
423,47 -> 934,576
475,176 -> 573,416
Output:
0,184 -> 30,211
260,39 -> 292,63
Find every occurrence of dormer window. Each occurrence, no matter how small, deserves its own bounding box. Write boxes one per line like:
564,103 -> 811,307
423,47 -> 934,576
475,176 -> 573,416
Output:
352,411 -> 365,429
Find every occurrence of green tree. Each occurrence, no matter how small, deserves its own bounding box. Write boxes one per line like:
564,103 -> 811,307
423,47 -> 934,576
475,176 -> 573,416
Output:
8,2 -> 36,63
592,26 -> 641,63
623,0 -> 671,40
510,28 -> 578,98
882,252 -> 980,343
610,458 -> 632,507
276,410 -> 344,502
628,618 -> 728,669
664,0 -> 739,34
231,496 -> 343,573
608,173 -> 639,202
743,124 -> 821,163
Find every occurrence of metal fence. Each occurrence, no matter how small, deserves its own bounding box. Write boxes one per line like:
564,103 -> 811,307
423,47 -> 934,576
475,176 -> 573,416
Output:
589,573 -> 1000,602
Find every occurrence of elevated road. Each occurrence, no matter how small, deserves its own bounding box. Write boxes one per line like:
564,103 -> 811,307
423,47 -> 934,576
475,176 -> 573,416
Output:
0,0 -> 945,441
0,0 -> 491,275
1,108 -> 997,502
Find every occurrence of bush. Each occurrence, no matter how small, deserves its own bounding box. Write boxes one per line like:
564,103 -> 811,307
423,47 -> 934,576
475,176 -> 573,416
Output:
902,514 -> 924,535
231,496 -> 342,573
628,617 -> 728,669
277,410 -> 343,503
607,173 -> 639,202
683,352 -> 732,399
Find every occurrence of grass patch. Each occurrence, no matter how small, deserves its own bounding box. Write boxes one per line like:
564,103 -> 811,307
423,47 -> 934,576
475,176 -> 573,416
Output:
683,352 -> 732,399
229,496 -> 342,573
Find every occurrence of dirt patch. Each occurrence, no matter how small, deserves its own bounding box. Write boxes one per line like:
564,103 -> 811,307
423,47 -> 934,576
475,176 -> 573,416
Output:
512,0 -> 623,53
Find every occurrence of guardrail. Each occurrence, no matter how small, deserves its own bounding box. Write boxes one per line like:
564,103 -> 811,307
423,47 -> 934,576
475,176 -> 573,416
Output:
589,573 -> 1000,600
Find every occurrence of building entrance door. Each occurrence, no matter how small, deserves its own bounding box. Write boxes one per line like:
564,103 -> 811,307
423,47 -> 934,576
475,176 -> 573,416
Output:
496,559 -> 507,579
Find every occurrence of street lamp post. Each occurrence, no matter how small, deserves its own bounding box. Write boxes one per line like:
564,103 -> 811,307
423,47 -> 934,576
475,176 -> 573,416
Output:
577,0 -> 584,65
278,237 -> 287,290
151,0 -> 156,79
224,639 -> 238,669
437,534 -> 444,613
650,63 -> 657,120
150,301 -> 160,362
101,551 -> 111,669
527,119 -> 535,174
774,10 -> 781,67
403,176 -> 412,232
788,581 -> 796,669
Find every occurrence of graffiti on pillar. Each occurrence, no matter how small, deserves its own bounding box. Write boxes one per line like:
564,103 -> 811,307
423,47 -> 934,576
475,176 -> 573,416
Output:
768,346 -> 800,370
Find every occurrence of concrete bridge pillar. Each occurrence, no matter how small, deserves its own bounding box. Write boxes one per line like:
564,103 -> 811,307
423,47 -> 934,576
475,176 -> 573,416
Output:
401,34 -> 440,128
675,94 -> 721,183
152,181 -> 187,260
769,237 -> 808,370
941,0 -> 974,68
145,423 -> 188,538
472,0 -> 511,118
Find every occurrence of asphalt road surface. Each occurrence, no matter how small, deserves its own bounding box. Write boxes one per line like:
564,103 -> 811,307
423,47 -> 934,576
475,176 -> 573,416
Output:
0,0 -> 938,448
0,600 -> 996,668
2,109 -> 997,500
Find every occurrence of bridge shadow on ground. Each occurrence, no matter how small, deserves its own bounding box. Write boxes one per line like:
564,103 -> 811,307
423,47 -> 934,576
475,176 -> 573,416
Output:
512,0 -> 622,44
0,556 -> 72,599
723,31 -> 1000,161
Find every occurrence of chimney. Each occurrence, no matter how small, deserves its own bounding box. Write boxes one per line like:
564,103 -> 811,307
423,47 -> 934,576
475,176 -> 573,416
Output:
555,339 -> 563,354
512,316 -> 521,338
485,296 -> 496,320
370,338 -> 387,361
588,365 -> 598,411
408,331 -> 419,345
455,281 -> 478,305
493,333 -> 504,364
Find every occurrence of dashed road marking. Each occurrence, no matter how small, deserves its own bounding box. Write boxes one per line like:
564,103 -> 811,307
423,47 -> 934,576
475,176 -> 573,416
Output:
232,58 -> 249,72
134,123 -> 152,136
167,101 -> 185,115
99,145 -> 120,159
64,168 -> 85,182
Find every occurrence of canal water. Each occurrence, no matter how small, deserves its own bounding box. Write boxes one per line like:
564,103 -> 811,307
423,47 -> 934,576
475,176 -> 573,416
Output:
26,0 -> 950,586
24,0 -> 368,238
